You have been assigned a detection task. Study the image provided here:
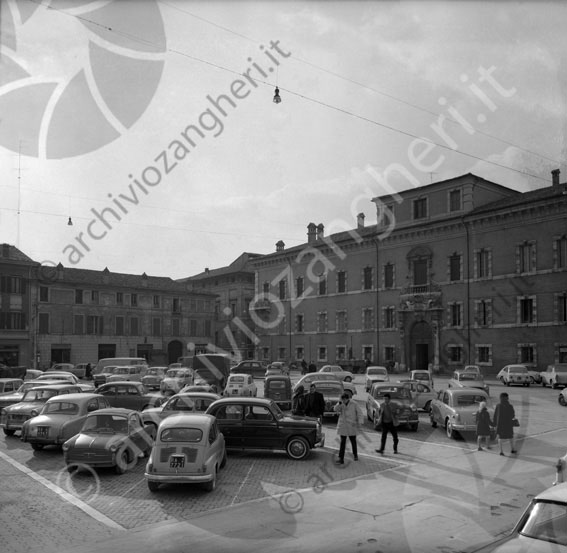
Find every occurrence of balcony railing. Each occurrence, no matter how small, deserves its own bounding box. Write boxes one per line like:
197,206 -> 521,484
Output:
400,282 -> 441,296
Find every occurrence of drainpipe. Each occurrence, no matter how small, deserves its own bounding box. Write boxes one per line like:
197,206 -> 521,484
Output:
374,236 -> 380,364
462,217 -> 471,365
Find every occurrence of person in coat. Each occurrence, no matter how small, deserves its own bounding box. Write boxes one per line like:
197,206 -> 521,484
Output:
375,393 -> 400,454
334,392 -> 362,463
493,392 -> 517,456
292,384 -> 306,416
304,383 -> 325,420
475,401 -> 493,451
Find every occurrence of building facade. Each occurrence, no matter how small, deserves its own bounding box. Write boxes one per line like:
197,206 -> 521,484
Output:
249,172 -> 567,374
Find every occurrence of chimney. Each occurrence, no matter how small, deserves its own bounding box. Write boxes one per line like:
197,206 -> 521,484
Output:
552,169 -> 560,188
205,268 -> 210,274
276,240 -> 285,252
307,222 -> 317,244
316,223 -> 324,240
357,212 -> 365,229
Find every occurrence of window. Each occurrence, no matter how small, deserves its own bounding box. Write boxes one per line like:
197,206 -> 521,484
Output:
336,310 -> 347,331
39,286 -> 49,302
413,197 -> 427,219
449,189 -> 461,212
172,318 -> 180,336
75,289 -> 83,304
555,236 -> 567,269
448,345 -> 463,363
517,241 -> 536,274
317,312 -> 328,332
363,267 -> 373,290
172,298 -> 180,313
116,292 -> 123,305
384,346 -> 395,363
318,277 -> 327,295
38,313 -> 49,334
296,347 -> 304,360
152,318 -> 161,336
131,293 -> 138,307
448,302 -> 462,327
278,347 -> 287,360
413,259 -> 428,286
153,295 -> 160,308
296,276 -> 304,297
279,280 -> 286,300
86,316 -> 103,335
190,319 -> 197,335
129,317 -> 139,336
0,276 -> 23,294
362,308 -> 374,330
0,312 -> 25,330
262,282 -> 270,296
116,316 -> 124,336
384,307 -> 396,329
317,346 -> 327,362
384,263 -> 394,289
74,315 -> 84,335
449,254 -> 461,282
519,296 -> 535,324
520,344 -> 535,364
337,271 -> 347,293
475,249 -> 491,279
296,314 -> 304,332
476,345 -> 492,364
558,293 -> 567,323
475,300 -> 492,327
336,346 -> 346,361
91,290 -> 99,304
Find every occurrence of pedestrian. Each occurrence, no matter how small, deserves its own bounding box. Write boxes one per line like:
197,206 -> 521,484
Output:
493,392 -> 518,456
375,393 -> 400,454
292,384 -> 306,416
475,401 -> 493,451
308,361 -> 317,373
334,392 -> 362,463
85,362 -> 92,380
301,359 -> 308,375
304,383 -> 325,421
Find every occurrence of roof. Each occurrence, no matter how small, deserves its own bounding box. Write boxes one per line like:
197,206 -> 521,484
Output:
0,244 -> 36,264
180,252 -> 263,281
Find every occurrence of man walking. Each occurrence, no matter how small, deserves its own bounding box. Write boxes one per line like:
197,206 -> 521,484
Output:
304,383 -> 325,420
334,392 -> 362,463
375,393 -> 400,454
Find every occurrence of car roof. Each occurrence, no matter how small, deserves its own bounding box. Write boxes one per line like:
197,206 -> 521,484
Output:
320,365 -> 342,370
367,366 -> 388,371
87,407 -> 137,417
171,392 -> 220,400
210,397 -> 272,406
158,413 -> 215,429
100,381 -> 143,387
532,482 -> 567,502
445,388 -> 488,396
26,383 -> 80,391
45,392 -> 102,403
265,375 -> 291,381
228,373 -> 249,378
0,378 -> 23,382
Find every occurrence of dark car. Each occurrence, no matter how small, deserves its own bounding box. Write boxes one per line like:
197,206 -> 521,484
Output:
96,382 -> 164,411
205,397 -> 325,460
264,375 -> 292,410
63,408 -> 154,474
365,383 -> 419,431
230,361 -> 266,378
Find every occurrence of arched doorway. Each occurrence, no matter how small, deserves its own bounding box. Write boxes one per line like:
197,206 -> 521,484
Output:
410,321 -> 432,370
167,340 -> 183,365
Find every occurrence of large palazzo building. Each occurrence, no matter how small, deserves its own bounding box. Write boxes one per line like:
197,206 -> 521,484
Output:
248,172 -> 567,375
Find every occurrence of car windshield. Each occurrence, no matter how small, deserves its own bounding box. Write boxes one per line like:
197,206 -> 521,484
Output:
510,367 -> 528,374
315,384 -> 342,393
459,374 -> 479,381
374,387 -> 410,400
413,373 -> 429,380
148,368 -> 164,376
519,500 -> 567,546
42,401 -> 79,415
456,394 -> 486,406
368,368 -> 387,375
160,427 -> 203,442
113,367 -> 129,374
166,369 -> 190,378
268,381 -> 285,389
22,389 -> 60,401
82,414 -> 128,433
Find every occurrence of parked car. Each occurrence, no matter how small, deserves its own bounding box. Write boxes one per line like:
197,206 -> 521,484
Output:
48,363 -> 89,379
318,364 -> 354,383
21,393 -> 110,450
541,364 -> 567,389
409,369 -> 434,388
24,369 -> 43,381
448,370 -> 490,395
93,357 -> 149,388
461,365 -> 482,376
527,368 -> 543,385
268,361 -> 290,376
0,383 -> 83,436
191,368 -> 223,395
106,365 -> 147,383
364,366 -> 389,392
366,383 -> 419,431
470,482 -> 567,552
141,367 -> 168,390
265,365 -> 285,378
160,368 -> 194,395
145,413 -> 226,492
223,374 -> 257,397
179,383 -> 218,394
35,372 -> 95,392
311,380 -> 345,418
497,365 -> 532,387
96,382 -> 164,411
141,392 -> 220,430
93,366 -> 118,388
293,373 -> 356,396
62,408 -> 154,474
73,363 -> 94,379
430,388 -> 493,439
397,380 -> 436,412
205,397 -> 325,460
0,378 -> 23,394
0,379 -> 62,409
230,360 -> 266,378
264,375 -> 292,411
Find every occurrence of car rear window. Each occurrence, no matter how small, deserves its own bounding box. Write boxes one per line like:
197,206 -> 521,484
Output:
369,369 -> 387,375
268,381 -> 285,389
160,427 -> 203,442
510,367 -> 528,373
83,414 -> 128,433
456,395 -> 485,406
230,377 -> 245,383
42,401 -> 79,414
374,387 -> 410,399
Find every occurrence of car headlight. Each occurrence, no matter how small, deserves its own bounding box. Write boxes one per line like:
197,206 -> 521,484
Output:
410,404 -> 418,412
30,409 -> 39,417
62,442 -> 70,451
453,413 -> 461,422
109,443 -> 119,453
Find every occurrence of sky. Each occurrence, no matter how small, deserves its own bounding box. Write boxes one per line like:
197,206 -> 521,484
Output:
1,0 -> 566,280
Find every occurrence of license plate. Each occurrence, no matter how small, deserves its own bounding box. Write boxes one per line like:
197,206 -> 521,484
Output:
232,389 -> 238,394
169,455 -> 185,468
37,426 -> 49,438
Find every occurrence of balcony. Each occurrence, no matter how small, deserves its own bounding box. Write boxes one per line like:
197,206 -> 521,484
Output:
400,282 -> 442,309
249,298 -> 271,311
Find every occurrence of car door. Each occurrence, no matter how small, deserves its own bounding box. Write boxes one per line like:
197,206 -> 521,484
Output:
241,404 -> 280,449
212,404 -> 244,448
98,384 -> 117,407
413,383 -> 434,410
430,390 -> 446,423
127,412 -> 151,453
125,384 -> 144,410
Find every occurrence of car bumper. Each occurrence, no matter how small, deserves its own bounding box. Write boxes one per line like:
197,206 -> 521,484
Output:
1,421 -> 25,431
314,434 -> 325,448
144,472 -> 214,484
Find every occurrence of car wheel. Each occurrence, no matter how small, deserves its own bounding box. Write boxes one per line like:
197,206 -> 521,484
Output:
286,436 -> 310,460
31,443 -> 44,451
552,381 -> 558,389
147,481 -> 160,493
344,376 -> 352,383
423,400 -> 431,413
220,450 -> 227,469
204,466 -> 217,492
115,447 -> 133,475
445,419 -> 456,439
559,394 -> 567,407
3,428 -> 15,437
542,380 -> 547,388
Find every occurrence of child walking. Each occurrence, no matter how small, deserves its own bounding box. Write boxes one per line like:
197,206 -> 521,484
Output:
476,401 -> 493,451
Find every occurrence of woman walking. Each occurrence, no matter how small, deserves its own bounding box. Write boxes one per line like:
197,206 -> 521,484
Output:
292,384 -> 306,416
493,392 -> 518,456
475,401 -> 493,451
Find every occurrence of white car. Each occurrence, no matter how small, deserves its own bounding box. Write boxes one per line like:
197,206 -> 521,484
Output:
318,365 -> 353,383
364,366 -> 389,392
497,365 -> 531,387
223,374 -> 257,397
